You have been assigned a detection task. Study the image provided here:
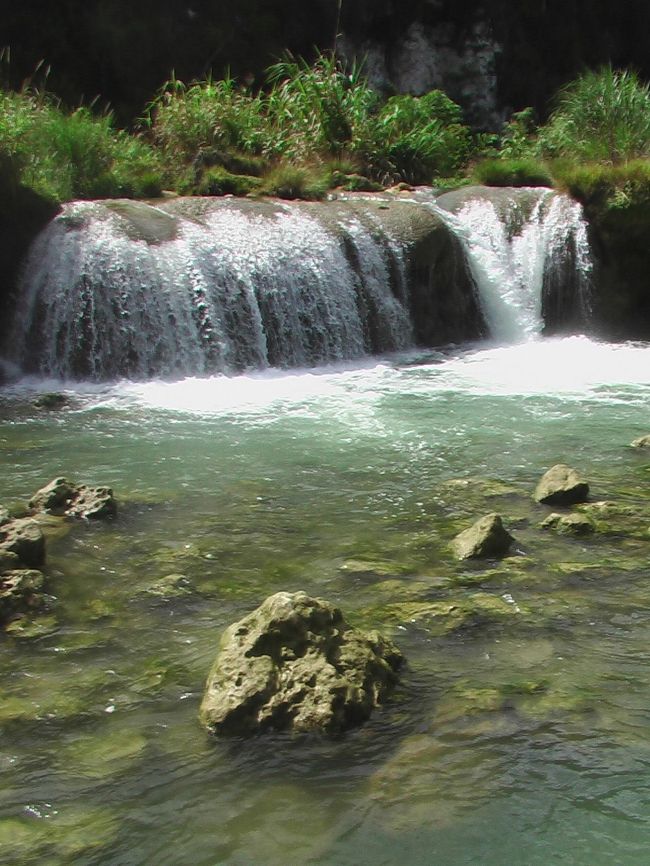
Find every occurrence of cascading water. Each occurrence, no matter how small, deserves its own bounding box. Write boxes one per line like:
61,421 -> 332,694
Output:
433,189 -> 592,342
5,189 -> 594,382
7,199 -> 414,381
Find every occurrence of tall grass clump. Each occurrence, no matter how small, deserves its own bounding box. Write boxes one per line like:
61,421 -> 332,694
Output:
354,90 -> 471,184
0,87 -> 162,202
263,53 -> 378,162
538,67 -> 650,164
145,75 -> 267,165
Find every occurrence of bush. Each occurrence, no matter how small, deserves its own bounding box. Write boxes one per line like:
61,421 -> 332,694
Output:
195,167 -> 261,196
353,90 -> 472,184
263,52 -> 378,162
552,160 -> 650,211
472,158 -> 552,188
0,88 -> 163,201
538,67 -> 650,164
259,165 -> 329,200
145,75 -> 268,168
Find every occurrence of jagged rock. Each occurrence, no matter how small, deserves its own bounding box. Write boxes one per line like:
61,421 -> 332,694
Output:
29,477 -> 116,520
533,464 -> 589,505
0,519 -> 45,568
451,513 -> 514,560
199,591 -> 404,736
541,512 -> 595,536
0,507 -> 10,527
631,434 -> 650,448
0,570 -> 45,624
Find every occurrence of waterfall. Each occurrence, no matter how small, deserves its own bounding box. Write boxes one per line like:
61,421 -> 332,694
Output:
8,199 -> 414,380
5,189 -> 593,382
434,189 -> 592,342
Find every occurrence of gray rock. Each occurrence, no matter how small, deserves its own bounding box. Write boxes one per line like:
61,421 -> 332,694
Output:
631,435 -> 650,448
451,513 -> 514,560
140,573 -> 194,600
0,519 -> 46,568
540,512 -> 595,536
199,591 -> 403,736
29,477 -> 116,520
533,464 -> 589,505
0,569 -> 45,624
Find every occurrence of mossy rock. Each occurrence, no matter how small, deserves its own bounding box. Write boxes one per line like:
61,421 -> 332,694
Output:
576,500 -> 650,538
540,511 -> 595,536
137,573 -> 195,600
59,727 -> 148,780
373,592 -> 523,635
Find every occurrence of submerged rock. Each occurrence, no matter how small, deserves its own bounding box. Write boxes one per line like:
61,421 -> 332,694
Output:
139,573 -> 194,600
631,434 -> 650,448
533,464 -> 589,505
33,392 -> 70,411
540,512 -> 595,536
199,590 -> 404,736
451,513 -> 514,560
29,477 -> 117,520
377,592 -> 522,635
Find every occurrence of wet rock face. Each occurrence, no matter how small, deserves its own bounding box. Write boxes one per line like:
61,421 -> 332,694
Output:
199,591 -> 404,736
451,513 -> 514,560
29,477 -> 116,520
533,464 -> 589,506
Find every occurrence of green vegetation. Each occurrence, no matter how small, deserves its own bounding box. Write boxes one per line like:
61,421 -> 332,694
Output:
4,59 -> 650,208
0,89 -> 162,202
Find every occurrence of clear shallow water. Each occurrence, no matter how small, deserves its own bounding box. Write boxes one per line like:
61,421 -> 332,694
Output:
2,337 -> 650,865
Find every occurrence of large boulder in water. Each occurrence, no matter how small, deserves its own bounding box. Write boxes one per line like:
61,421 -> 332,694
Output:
534,464 -> 589,505
0,569 -> 45,625
199,591 -> 404,736
451,513 -> 514,560
29,477 -> 116,520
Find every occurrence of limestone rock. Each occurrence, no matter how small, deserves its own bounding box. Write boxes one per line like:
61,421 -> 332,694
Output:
533,464 -> 589,505
451,513 -> 514,560
631,434 -> 650,448
29,477 -> 116,520
541,512 -> 595,536
0,570 -> 45,624
199,591 -> 404,736
0,519 -> 45,568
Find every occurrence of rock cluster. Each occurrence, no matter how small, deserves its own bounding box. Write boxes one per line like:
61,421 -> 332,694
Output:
0,477 -> 116,626
199,591 -> 404,736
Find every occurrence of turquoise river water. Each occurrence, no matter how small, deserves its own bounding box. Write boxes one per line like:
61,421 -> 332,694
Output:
2,336 -> 650,865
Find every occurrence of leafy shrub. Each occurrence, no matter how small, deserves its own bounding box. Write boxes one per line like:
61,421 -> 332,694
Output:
498,107 -> 538,159
473,158 -> 552,188
538,67 -> 650,164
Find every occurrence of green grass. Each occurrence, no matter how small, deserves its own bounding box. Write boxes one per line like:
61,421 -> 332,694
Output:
472,158 -> 552,188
